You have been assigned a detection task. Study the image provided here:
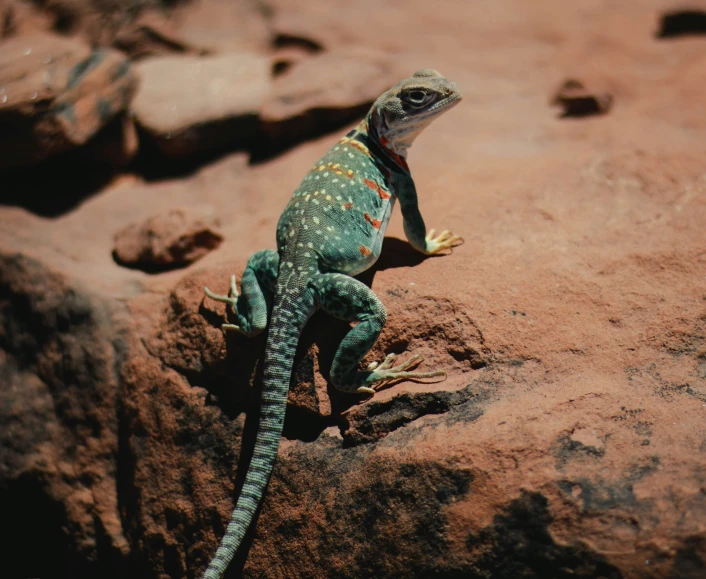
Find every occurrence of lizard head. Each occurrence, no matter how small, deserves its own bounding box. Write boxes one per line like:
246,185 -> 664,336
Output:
369,69 -> 462,157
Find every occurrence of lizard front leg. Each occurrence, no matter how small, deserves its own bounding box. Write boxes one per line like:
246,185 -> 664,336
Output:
312,273 -> 445,394
396,174 -> 464,255
203,249 -> 279,336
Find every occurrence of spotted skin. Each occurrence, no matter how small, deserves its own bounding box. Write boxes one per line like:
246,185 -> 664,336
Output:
204,249 -> 279,336
201,69 -> 463,578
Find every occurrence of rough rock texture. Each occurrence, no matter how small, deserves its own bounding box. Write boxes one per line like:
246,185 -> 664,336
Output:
2,1 -> 706,579
131,53 -> 270,158
0,31 -> 137,170
113,208 -> 223,271
0,252 -> 129,578
0,32 -> 137,170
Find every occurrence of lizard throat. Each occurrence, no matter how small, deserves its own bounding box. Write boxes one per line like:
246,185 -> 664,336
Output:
361,112 -> 411,172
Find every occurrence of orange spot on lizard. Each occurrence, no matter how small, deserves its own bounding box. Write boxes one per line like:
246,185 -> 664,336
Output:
343,202 -> 353,210
364,213 -> 382,229
364,178 -> 391,200
359,245 -> 372,257
386,149 -> 409,172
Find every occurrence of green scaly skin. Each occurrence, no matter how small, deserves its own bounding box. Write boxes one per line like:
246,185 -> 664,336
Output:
201,69 -> 463,578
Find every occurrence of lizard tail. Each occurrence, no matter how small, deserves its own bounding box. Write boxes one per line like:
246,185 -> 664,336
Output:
203,283 -> 315,579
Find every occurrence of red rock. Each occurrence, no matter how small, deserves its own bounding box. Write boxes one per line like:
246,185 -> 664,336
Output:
0,0 -> 54,39
113,208 -> 224,271
2,2 -> 706,579
259,48 -> 396,152
0,32 -> 91,114
0,32 -> 136,170
0,252 -> 128,578
113,11 -> 194,60
131,53 -> 270,158
171,0 -> 271,54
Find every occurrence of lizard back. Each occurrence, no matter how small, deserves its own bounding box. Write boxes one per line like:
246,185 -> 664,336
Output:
277,130 -> 404,276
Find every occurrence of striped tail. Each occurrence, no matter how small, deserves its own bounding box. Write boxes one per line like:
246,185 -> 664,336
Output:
203,283 -> 314,579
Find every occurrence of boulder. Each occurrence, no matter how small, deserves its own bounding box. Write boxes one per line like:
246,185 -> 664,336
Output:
0,31 -> 136,170
131,53 -> 270,159
113,208 -> 223,272
259,48 -> 396,154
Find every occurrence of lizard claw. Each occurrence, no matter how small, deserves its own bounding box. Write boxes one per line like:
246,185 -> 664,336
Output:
204,274 -> 240,313
357,352 -> 446,394
425,228 -> 464,255
204,274 -> 247,334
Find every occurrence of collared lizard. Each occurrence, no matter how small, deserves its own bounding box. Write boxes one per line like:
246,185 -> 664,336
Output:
201,69 -> 463,578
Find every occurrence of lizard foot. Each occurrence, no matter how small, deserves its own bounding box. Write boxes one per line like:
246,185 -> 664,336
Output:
204,275 -> 243,334
425,229 -> 464,255
358,353 -> 446,394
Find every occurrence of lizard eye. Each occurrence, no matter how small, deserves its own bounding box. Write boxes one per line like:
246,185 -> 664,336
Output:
404,90 -> 429,107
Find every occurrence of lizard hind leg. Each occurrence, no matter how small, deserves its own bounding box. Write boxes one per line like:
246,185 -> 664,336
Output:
312,273 -> 446,394
203,249 -> 279,337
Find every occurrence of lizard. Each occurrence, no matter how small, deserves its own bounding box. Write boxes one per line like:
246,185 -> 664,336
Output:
201,68 -> 463,578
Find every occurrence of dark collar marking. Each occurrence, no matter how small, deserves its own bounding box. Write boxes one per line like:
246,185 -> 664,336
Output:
354,129 -> 410,175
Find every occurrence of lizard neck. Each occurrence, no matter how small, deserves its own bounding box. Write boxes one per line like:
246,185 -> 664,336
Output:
368,109 -> 409,158
353,112 -> 410,174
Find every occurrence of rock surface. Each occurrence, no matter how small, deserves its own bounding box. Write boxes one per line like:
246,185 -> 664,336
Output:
0,32 -> 136,170
113,208 -> 224,271
112,11 -> 195,60
2,1 -> 706,579
171,0 -> 272,55
259,48 -> 397,153
131,52 -> 270,158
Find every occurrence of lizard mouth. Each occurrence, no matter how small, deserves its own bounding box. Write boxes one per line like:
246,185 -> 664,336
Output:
424,92 -> 463,116
407,91 -> 462,125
